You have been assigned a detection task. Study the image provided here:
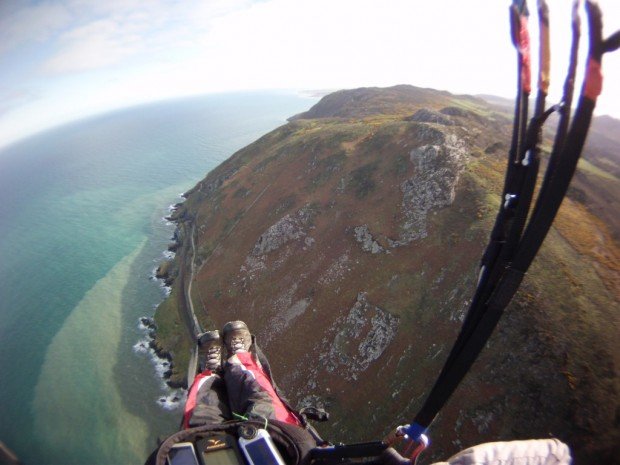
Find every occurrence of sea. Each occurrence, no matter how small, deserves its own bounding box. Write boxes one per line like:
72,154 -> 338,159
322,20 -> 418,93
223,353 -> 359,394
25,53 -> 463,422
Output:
0,91 -> 316,465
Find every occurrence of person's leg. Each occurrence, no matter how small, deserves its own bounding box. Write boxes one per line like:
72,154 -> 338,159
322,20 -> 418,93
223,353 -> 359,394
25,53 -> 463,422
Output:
182,330 -> 230,427
222,321 -> 300,426
184,371 -> 230,427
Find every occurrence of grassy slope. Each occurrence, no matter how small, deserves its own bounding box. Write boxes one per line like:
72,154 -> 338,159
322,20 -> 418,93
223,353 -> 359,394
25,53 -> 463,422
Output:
154,86 -> 619,463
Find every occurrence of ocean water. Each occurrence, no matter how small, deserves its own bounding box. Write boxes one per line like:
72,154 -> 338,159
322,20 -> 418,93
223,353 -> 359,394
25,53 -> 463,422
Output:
0,91 -> 315,465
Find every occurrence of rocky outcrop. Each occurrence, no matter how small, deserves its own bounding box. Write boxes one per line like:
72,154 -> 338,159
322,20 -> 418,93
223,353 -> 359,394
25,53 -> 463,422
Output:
240,205 -> 316,279
155,261 -> 176,286
321,292 -> 399,380
440,105 -> 487,125
391,134 -> 467,246
147,334 -> 185,388
484,141 -> 505,154
406,108 -> 454,126
252,205 -> 314,256
140,317 -> 157,336
354,225 -> 385,254
263,297 -> 312,345
166,204 -> 190,223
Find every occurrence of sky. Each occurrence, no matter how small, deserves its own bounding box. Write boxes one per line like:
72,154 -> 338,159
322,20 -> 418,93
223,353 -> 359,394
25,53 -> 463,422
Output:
1,0 -> 619,149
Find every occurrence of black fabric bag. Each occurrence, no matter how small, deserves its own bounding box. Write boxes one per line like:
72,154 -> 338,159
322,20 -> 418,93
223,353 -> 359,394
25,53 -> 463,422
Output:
147,419 -> 319,465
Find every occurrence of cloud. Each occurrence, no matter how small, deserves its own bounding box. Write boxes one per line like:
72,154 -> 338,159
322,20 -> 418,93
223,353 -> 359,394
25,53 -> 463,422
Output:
1,0 -> 619,149
38,0 -> 257,74
42,19 -> 144,73
0,1 -> 72,54
0,89 -> 40,117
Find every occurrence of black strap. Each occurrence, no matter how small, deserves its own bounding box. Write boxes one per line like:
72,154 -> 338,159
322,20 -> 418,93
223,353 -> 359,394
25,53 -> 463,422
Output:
531,0 -> 581,223
454,0 -> 532,354
411,0 -> 618,433
438,0 -> 535,383
513,0 -> 610,273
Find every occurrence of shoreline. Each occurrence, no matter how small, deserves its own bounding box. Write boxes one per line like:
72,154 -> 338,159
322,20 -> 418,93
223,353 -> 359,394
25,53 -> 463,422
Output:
132,198 -> 190,413
145,198 -> 193,390
133,316 -> 186,408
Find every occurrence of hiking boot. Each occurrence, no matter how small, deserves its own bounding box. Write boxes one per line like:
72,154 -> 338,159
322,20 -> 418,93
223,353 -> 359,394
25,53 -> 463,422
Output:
222,320 -> 252,355
198,330 -> 222,372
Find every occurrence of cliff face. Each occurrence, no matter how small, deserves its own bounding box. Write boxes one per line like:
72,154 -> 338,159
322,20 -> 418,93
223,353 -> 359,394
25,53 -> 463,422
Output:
155,85 -> 619,463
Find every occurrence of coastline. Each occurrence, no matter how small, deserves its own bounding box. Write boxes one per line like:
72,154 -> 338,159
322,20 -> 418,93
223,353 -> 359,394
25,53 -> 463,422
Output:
130,200 -> 193,413
133,316 -> 185,408
137,92 -> 321,394
149,197 -> 194,389
0,91 -> 319,464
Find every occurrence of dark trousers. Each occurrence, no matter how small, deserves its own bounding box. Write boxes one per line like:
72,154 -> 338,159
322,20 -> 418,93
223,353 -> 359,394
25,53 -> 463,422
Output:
183,352 -> 299,428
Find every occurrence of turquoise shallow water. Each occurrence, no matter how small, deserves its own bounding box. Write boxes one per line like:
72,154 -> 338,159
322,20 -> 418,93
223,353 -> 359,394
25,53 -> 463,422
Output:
0,91 -> 315,464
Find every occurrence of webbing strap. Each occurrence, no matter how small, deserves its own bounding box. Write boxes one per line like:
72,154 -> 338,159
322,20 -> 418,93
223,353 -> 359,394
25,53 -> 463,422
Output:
531,0 -> 581,223
441,0 -> 536,382
457,0 -> 531,350
538,0 -> 551,94
409,0 -> 619,439
513,0 -> 613,272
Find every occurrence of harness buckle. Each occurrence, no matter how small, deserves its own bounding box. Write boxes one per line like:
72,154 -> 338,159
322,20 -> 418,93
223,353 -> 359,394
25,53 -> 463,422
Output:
504,194 -> 518,209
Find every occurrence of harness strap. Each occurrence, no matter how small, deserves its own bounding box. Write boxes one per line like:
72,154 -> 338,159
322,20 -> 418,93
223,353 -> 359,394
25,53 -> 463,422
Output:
409,0 -> 619,441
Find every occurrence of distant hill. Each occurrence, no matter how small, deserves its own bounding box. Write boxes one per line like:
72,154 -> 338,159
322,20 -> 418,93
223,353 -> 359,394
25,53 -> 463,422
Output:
155,85 -> 619,463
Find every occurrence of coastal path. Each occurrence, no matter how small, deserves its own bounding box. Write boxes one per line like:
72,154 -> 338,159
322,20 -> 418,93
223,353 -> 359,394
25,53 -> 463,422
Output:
185,224 -> 201,386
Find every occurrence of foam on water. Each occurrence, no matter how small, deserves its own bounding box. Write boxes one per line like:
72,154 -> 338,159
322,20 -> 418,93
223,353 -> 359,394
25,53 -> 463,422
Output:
133,317 -> 184,406
133,338 -> 151,354
133,338 -> 172,388
157,391 -> 187,411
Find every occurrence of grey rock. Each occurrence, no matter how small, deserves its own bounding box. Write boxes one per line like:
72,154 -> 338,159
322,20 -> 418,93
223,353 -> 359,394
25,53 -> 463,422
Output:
251,205 -> 313,256
354,225 -> 385,254
262,297 -> 311,345
390,134 -> 467,246
321,292 -> 399,380
406,108 -> 454,126
319,253 -> 351,285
